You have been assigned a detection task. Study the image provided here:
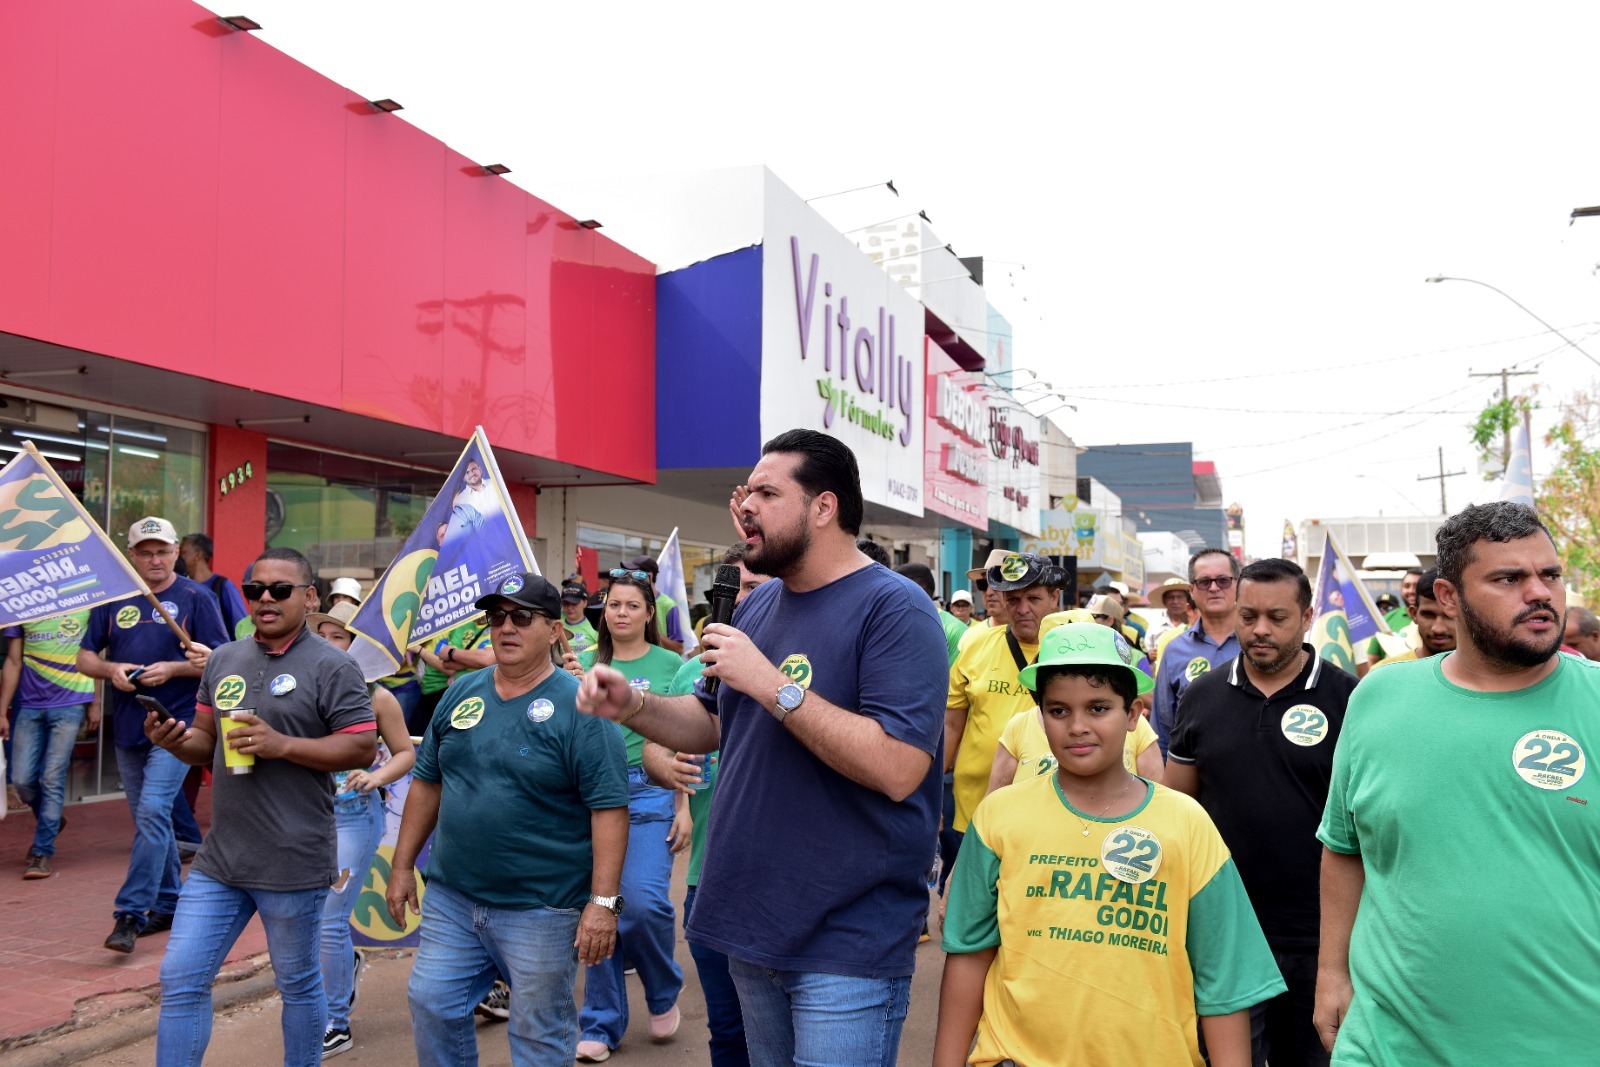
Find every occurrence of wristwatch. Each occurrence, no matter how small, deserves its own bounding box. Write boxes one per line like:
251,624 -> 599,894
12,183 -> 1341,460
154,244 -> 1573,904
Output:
588,894 -> 624,916
772,682 -> 806,722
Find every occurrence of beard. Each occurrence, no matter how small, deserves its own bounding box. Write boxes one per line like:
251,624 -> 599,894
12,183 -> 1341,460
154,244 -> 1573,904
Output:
745,517 -> 810,578
1246,637 -> 1300,675
1457,590 -> 1562,669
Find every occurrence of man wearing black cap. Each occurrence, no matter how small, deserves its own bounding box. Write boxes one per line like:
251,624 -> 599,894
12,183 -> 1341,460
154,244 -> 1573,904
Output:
624,555 -> 683,655
561,578 -> 599,655
390,573 -> 629,1066
946,552 -> 1066,847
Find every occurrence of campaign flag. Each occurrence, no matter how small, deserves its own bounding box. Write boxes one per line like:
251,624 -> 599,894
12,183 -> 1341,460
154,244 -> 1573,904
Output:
346,427 -> 536,681
656,527 -> 699,658
0,443 -> 149,628
1497,415 -> 1535,507
1281,520 -> 1298,562
1310,529 -> 1388,674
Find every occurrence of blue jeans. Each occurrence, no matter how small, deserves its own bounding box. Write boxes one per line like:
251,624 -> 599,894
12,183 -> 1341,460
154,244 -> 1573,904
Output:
579,768 -> 683,1048
171,781 -> 203,846
685,885 -> 749,1067
10,704 -> 86,857
112,743 -> 188,923
726,959 -> 911,1067
407,880 -> 581,1067
320,791 -> 386,1030
158,869 -> 328,1066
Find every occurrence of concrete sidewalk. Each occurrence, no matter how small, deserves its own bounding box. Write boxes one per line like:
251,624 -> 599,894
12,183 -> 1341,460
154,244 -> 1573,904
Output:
0,786 -> 269,1052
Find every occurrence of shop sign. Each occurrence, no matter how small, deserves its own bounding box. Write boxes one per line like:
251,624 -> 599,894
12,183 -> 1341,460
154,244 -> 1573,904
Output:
987,389 -> 1041,536
923,339 -> 987,529
761,188 -> 924,517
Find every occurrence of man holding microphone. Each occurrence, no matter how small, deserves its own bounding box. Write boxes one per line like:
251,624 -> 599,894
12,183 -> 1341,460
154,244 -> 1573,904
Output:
579,429 -> 947,1067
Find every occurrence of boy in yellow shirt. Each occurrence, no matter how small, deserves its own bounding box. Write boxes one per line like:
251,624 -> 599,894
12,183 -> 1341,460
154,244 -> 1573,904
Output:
935,623 -> 1283,1067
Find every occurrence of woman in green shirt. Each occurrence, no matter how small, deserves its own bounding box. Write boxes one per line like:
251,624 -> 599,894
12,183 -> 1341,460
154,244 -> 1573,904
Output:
575,570 -> 686,1060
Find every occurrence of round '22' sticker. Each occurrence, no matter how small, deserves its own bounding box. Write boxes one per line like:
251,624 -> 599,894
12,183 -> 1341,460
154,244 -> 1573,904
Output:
1281,705 -> 1329,746
1512,730 -> 1585,791
450,698 -> 486,730
115,605 -> 142,629
213,675 -> 248,711
1101,825 -> 1163,884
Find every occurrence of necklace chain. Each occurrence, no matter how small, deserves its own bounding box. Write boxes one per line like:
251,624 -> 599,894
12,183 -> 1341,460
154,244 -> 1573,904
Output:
1069,775 -> 1133,837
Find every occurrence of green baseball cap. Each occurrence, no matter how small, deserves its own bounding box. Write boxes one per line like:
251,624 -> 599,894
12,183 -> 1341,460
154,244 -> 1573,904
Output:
1018,621 -> 1155,696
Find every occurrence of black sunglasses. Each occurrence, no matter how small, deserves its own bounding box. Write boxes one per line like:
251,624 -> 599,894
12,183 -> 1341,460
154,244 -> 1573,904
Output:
242,582 -> 311,601
609,568 -> 652,584
488,608 -> 548,628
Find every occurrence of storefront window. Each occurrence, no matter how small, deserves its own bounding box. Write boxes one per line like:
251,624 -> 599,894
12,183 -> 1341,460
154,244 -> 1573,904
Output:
265,442 -> 446,591
0,406 -> 207,801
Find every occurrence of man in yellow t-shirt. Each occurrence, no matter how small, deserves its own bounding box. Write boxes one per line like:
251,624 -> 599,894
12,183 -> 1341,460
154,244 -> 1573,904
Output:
946,552 -> 1067,838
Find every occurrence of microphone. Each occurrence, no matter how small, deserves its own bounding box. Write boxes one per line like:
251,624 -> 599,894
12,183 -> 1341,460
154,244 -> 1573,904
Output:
704,564 -> 740,695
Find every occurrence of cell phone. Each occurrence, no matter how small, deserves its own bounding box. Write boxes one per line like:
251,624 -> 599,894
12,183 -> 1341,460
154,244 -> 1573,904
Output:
136,694 -> 174,724
127,665 -> 148,682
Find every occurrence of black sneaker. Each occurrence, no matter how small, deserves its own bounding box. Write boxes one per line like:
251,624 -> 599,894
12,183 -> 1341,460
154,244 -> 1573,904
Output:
474,980 -> 510,1021
350,948 -> 365,1012
23,852 -> 52,880
322,1027 -> 353,1059
139,912 -> 175,937
104,914 -> 140,953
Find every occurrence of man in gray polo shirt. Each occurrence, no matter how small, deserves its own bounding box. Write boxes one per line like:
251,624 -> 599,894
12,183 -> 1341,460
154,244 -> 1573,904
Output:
147,546 -> 375,1067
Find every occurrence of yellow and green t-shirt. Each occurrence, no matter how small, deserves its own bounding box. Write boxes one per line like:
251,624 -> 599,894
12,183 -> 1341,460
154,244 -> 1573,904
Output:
948,625 -> 1039,832
580,644 -> 682,767
999,707 -> 1159,782
944,775 -> 1284,1067
3,612 -> 95,708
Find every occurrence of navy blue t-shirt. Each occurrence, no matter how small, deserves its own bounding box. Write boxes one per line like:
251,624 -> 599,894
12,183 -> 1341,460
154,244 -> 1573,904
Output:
83,577 -> 230,749
687,562 -> 947,978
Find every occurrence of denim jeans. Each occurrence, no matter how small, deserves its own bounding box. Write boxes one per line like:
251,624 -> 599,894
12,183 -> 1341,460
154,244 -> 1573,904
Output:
112,743 -> 188,923
684,885 -> 749,1067
407,880 -> 582,1067
579,767 -> 683,1048
726,958 -> 912,1067
171,780 -> 204,846
10,704 -> 86,857
320,790 -> 386,1030
157,869 -> 329,1066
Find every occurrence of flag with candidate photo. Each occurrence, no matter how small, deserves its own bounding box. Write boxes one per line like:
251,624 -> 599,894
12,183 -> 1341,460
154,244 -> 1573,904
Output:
346,427 -> 537,681
0,443 -> 149,628
656,527 -> 699,658
1310,528 -> 1387,674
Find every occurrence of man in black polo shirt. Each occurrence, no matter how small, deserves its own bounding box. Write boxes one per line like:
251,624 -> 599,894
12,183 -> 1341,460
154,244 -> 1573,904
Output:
1166,557 -> 1356,1067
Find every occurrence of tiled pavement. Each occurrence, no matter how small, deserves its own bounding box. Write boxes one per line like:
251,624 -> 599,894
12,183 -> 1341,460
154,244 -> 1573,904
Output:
0,787 -> 267,1045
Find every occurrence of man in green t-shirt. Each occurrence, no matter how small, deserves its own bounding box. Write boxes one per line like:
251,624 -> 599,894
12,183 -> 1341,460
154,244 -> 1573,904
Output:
1318,503 -> 1600,1063
1360,569 -> 1422,675
560,579 -> 599,656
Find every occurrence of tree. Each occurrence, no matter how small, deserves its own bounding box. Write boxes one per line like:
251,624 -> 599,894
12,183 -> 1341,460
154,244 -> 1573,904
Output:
1470,391 -> 1537,480
1537,385 -> 1600,591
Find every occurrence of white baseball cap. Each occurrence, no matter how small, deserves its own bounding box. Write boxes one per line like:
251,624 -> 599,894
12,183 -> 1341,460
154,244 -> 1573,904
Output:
950,589 -> 974,605
328,577 -> 364,604
127,516 -> 178,548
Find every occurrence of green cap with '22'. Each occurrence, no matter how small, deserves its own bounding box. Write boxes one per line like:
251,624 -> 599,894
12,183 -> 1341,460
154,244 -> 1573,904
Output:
1018,621 -> 1155,695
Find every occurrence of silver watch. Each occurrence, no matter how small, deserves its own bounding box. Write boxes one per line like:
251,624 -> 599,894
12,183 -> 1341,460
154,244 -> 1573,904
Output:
588,893 -> 624,915
773,682 -> 805,722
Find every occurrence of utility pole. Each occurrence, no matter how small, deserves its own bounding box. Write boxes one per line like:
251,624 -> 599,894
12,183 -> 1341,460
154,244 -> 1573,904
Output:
1417,446 -> 1466,515
1469,366 -> 1536,473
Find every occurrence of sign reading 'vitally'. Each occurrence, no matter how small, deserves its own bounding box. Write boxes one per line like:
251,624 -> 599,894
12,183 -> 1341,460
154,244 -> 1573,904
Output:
760,178 -> 924,517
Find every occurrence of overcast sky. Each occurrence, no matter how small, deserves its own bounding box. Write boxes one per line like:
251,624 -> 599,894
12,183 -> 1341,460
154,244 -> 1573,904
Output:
249,1 -> 1600,558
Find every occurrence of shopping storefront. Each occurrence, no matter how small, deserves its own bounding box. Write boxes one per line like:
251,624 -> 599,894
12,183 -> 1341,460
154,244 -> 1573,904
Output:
0,0 -> 658,801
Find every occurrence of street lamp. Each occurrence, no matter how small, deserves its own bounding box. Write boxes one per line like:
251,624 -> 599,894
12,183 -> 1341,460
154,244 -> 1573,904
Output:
1424,275 -> 1600,370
